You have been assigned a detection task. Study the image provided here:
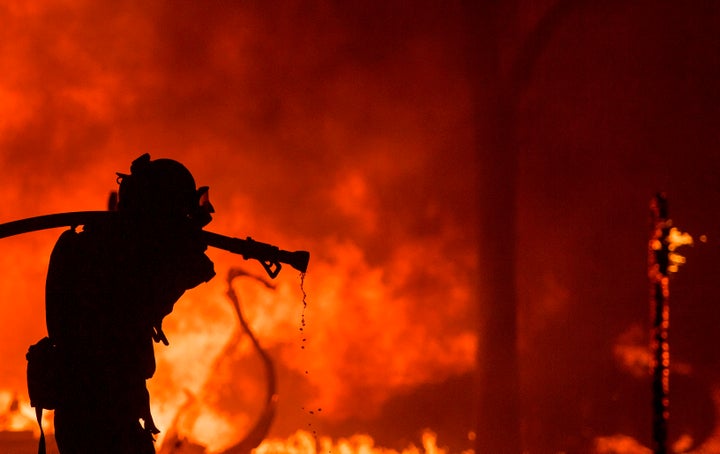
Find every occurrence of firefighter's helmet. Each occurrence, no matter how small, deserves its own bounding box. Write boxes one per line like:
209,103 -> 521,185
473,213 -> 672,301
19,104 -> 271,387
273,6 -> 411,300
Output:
116,153 -> 213,226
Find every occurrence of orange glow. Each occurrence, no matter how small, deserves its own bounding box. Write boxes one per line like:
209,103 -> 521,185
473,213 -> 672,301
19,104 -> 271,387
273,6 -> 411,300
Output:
594,434 -> 652,454
0,392 -> 35,433
254,429 -> 454,454
6,2 -> 718,453
0,2 -> 478,452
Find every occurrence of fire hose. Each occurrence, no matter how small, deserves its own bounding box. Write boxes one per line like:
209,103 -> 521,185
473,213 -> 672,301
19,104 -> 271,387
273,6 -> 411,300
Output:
0,211 -> 310,278
3,210 -> 309,452
158,268 -> 278,454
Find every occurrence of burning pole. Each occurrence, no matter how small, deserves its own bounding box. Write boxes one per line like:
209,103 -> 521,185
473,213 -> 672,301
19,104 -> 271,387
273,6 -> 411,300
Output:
648,193 -> 671,454
648,193 -> 692,454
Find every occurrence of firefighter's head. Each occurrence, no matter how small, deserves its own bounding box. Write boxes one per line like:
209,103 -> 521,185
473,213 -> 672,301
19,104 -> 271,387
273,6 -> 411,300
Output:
115,153 -> 214,227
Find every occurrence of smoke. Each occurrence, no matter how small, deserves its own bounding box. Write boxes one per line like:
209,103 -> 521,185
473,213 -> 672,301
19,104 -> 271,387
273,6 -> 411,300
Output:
0,0 -> 478,448
3,1 -> 720,452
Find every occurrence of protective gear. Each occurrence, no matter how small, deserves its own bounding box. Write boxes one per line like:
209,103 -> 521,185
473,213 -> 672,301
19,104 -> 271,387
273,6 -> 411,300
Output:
47,214 -> 215,454
46,155 -> 216,453
116,154 -> 214,227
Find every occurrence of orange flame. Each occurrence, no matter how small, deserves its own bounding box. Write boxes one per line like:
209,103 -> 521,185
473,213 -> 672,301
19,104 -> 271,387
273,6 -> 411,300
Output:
0,2 -> 482,452
254,429 -> 455,454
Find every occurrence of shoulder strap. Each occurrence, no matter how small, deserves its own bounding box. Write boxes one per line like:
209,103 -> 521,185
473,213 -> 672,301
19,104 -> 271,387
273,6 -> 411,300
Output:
35,406 -> 46,454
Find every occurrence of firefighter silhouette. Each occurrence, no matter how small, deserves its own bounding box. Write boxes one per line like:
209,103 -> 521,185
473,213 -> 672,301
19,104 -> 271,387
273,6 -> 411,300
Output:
45,154 -> 216,453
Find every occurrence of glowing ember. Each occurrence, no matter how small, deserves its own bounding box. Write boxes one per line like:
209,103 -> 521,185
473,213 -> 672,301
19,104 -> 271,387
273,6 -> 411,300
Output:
666,227 -> 693,273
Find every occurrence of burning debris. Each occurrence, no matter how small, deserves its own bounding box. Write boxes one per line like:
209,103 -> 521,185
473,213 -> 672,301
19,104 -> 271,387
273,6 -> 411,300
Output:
595,194 -> 704,453
648,194 -> 693,453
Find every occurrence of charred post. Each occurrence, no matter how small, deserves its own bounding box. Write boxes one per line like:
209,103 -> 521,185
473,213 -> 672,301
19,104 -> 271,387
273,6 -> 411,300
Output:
649,193 -> 670,454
